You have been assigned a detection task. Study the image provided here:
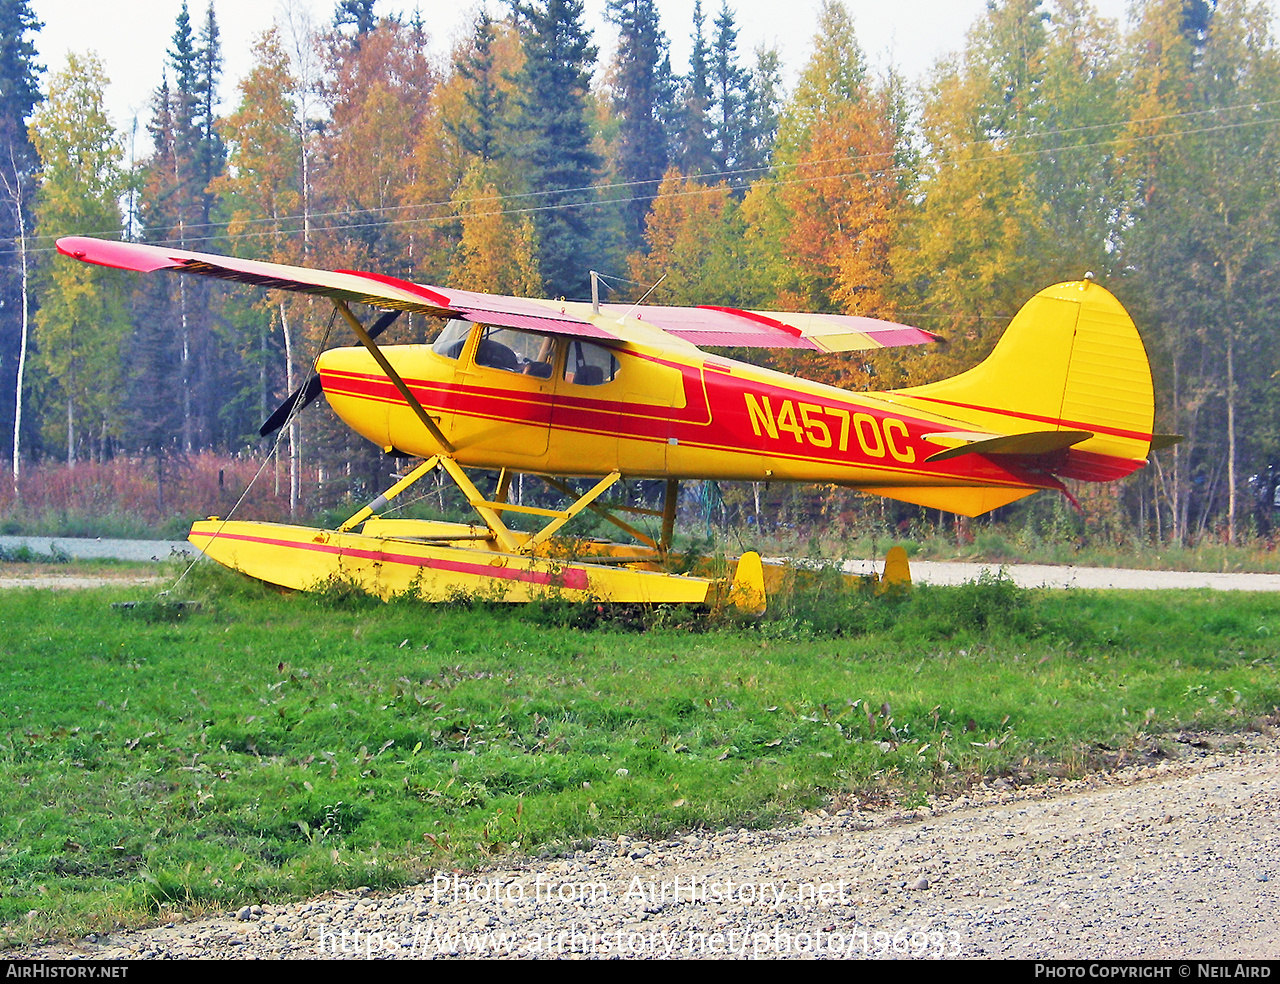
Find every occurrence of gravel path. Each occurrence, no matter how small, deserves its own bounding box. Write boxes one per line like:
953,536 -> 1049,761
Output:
10,731 -> 1278,960
3,534 -> 1280,592
841,559 -> 1280,592
0,573 -> 163,590
0,536 -> 193,562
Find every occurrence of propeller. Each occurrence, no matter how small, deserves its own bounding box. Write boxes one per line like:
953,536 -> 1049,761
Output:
259,309 -> 402,437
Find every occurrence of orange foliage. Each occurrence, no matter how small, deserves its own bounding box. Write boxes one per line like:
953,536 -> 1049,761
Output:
780,98 -> 898,319
0,454 -> 296,528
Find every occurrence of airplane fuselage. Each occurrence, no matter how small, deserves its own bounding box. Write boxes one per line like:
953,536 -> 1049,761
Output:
317,316 -> 1146,515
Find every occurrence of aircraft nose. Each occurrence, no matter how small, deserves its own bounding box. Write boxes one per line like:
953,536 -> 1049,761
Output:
316,346 -> 392,449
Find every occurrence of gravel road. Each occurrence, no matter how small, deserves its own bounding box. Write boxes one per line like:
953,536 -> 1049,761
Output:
9,730 -> 1278,960
841,559 -> 1280,592
0,536 -> 194,562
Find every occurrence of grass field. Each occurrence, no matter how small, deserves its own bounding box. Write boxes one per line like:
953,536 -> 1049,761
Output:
1,563 -> 1277,944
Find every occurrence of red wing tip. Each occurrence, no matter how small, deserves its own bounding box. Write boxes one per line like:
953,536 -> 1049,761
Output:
335,268 -> 451,306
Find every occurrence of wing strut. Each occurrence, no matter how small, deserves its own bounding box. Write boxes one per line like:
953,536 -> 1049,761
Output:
536,476 -> 679,556
337,456 -> 441,533
662,479 -> 678,554
333,300 -> 456,455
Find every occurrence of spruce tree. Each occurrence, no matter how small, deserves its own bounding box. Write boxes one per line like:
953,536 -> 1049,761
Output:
677,0 -> 714,177
512,0 -> 601,299
193,1 -> 224,236
137,1 -> 227,452
334,0 -> 378,39
709,0 -> 744,176
738,45 -> 781,178
450,12 -> 506,162
606,0 -> 670,249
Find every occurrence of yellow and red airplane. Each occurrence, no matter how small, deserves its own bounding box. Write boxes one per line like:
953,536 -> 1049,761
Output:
58,236 -> 1160,611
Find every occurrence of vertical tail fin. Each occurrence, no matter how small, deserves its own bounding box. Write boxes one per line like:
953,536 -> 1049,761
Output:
892,280 -> 1155,478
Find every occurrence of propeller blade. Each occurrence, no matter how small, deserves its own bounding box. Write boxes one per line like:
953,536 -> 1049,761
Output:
260,375 -> 323,437
258,309 -> 402,437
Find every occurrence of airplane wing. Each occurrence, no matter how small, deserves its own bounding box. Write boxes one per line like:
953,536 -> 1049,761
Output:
57,236 -> 937,352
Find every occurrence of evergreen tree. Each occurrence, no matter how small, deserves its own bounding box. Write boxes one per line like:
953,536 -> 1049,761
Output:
193,1 -> 224,234
709,0 -> 744,176
138,1 -> 227,452
606,0 -> 670,249
168,1 -> 198,215
448,12 -> 509,163
511,0 -> 601,299
334,0 -> 378,39
738,45 -> 782,176
0,0 -> 42,472
676,0 -> 714,177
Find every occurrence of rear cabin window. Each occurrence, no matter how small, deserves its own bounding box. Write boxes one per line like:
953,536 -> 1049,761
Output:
564,340 -> 620,387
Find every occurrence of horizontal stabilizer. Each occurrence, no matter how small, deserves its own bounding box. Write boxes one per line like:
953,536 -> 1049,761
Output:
923,429 -> 1094,463
1150,433 -> 1183,450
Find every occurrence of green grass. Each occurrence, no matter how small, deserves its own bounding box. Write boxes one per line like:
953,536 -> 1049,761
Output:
1,565 -> 1277,944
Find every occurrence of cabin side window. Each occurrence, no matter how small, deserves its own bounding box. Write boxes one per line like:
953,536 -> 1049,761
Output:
431,319 -> 472,360
564,340 -> 620,387
474,327 -> 557,378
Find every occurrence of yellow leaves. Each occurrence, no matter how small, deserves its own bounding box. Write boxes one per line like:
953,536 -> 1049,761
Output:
777,0 -> 869,159
30,52 -> 124,233
29,50 -> 129,445
628,169 -> 746,306
213,28 -> 301,262
450,162 -> 542,297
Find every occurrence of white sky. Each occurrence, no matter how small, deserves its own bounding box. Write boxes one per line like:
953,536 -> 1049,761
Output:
31,0 -> 1140,138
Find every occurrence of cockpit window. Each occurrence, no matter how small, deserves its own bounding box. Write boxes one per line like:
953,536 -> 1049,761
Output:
431,318 -> 472,360
565,340 -> 620,386
474,327 -> 557,377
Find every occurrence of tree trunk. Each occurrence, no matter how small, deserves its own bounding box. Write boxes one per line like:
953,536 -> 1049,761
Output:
11,193 -> 27,496
280,302 -> 299,517
66,396 -> 75,467
180,275 -> 192,452
1227,331 -> 1236,544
